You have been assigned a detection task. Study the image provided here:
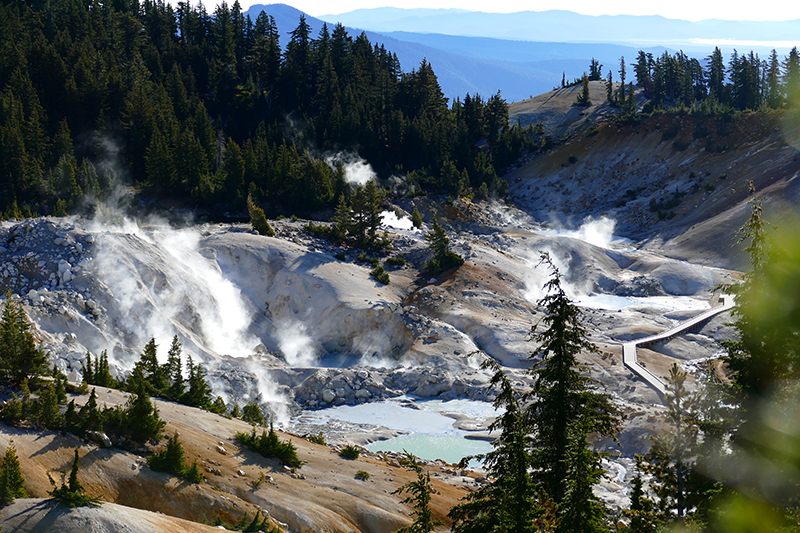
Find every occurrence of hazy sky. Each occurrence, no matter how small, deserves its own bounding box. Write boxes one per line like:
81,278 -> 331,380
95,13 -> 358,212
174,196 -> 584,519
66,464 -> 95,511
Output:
257,1 -> 800,22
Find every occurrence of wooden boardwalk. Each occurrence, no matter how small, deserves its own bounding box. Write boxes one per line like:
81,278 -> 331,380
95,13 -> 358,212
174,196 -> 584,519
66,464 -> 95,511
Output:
621,295 -> 735,398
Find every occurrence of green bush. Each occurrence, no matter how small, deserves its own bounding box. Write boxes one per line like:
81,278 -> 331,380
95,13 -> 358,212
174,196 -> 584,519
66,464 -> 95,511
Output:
148,433 -> 187,476
334,252 -> 346,261
339,444 -> 361,460
237,425 -> 302,468
355,470 -> 370,480
247,196 -> 275,237
304,432 -> 326,445
371,266 -> 390,285
385,257 -> 406,267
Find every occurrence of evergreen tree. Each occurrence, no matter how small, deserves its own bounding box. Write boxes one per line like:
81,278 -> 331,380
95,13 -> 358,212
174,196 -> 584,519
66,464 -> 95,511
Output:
125,369 -> 165,442
449,359 -> 548,533
525,253 -> 621,507
248,194 -> 275,236
575,73 -> 591,106
424,218 -> 464,274
0,292 -> 49,385
0,440 -> 27,503
242,400 -> 265,425
183,355 -> 213,408
557,415 -> 609,533
134,337 -> 167,394
164,336 -> 185,401
411,206 -> 423,229
588,58 -> 603,81
392,453 -> 443,533
78,387 -> 104,434
147,433 -> 187,476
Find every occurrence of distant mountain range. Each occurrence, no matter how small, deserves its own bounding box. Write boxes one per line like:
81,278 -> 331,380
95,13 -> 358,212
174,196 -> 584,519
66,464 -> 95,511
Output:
321,8 -> 800,51
244,4 -> 799,104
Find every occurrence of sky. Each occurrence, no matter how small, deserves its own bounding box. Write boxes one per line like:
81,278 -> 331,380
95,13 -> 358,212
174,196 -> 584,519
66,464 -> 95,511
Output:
246,1 -> 800,22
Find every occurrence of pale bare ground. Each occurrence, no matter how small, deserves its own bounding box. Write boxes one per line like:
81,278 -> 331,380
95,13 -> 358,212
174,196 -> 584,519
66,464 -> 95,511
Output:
1,385 -> 474,533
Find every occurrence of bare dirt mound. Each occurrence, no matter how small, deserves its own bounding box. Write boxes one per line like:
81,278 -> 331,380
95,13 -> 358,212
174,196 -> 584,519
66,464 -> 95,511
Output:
0,498 -> 225,533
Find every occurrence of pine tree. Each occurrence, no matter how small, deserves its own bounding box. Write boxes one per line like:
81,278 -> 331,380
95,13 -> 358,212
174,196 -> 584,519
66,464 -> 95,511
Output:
557,415 -> 609,533
79,387 -> 104,434
449,359 -> 545,533
183,356 -> 213,408
526,252 -> 621,507
147,433 -> 187,476
0,440 -> 27,503
164,336 -> 185,401
575,73 -> 591,106
411,207 -> 423,229
248,194 -> 275,236
392,453 -> 444,533
49,448 -> 99,507
0,292 -> 49,385
125,370 -> 165,442
424,218 -> 464,274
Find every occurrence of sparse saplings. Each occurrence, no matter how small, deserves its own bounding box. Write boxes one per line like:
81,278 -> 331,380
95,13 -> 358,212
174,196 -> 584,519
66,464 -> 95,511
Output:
49,448 -> 99,507
424,218 -> 464,275
391,453 -> 443,533
0,440 -> 27,503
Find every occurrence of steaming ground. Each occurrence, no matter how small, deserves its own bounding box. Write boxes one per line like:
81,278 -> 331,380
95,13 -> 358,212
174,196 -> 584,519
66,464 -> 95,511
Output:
0,202 -> 735,459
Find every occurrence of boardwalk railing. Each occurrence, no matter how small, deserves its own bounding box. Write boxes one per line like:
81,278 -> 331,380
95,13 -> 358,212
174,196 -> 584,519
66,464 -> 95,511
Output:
621,295 -> 735,399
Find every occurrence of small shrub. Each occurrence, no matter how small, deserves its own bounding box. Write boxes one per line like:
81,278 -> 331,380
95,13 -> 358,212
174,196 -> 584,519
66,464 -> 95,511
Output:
242,401 -> 265,426
304,432 -> 326,445
355,470 -> 370,480
334,252 -> 346,261
672,140 -> 689,151
339,444 -> 361,460
385,257 -> 406,267
704,182 -> 716,192
718,173 -> 728,180
568,154 -> 578,164
247,196 -> 275,237
237,424 -> 302,468
371,266 -> 390,285
185,459 -> 204,483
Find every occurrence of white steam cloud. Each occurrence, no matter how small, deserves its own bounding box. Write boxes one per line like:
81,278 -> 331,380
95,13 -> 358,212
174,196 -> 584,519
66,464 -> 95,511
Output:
275,319 -> 318,366
537,216 -> 625,250
326,152 -> 377,186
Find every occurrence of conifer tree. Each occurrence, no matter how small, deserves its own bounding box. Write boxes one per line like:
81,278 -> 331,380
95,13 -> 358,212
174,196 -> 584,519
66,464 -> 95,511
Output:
449,359 -> 547,533
248,194 -> 275,236
411,207 -> 423,229
79,387 -> 104,434
0,440 -> 27,503
49,448 -> 99,507
575,73 -> 591,107
525,252 -> 621,508
0,292 -> 49,385
184,356 -> 213,408
392,453 -> 443,533
164,336 -> 185,401
424,218 -> 464,274
125,370 -> 165,442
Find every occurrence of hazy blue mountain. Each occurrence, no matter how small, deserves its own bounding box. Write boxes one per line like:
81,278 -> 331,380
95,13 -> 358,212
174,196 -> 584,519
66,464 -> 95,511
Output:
244,4 -> 657,102
320,7 -> 800,54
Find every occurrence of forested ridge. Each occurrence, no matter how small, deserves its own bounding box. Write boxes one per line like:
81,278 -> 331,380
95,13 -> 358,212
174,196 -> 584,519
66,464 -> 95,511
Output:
0,0 -> 531,219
